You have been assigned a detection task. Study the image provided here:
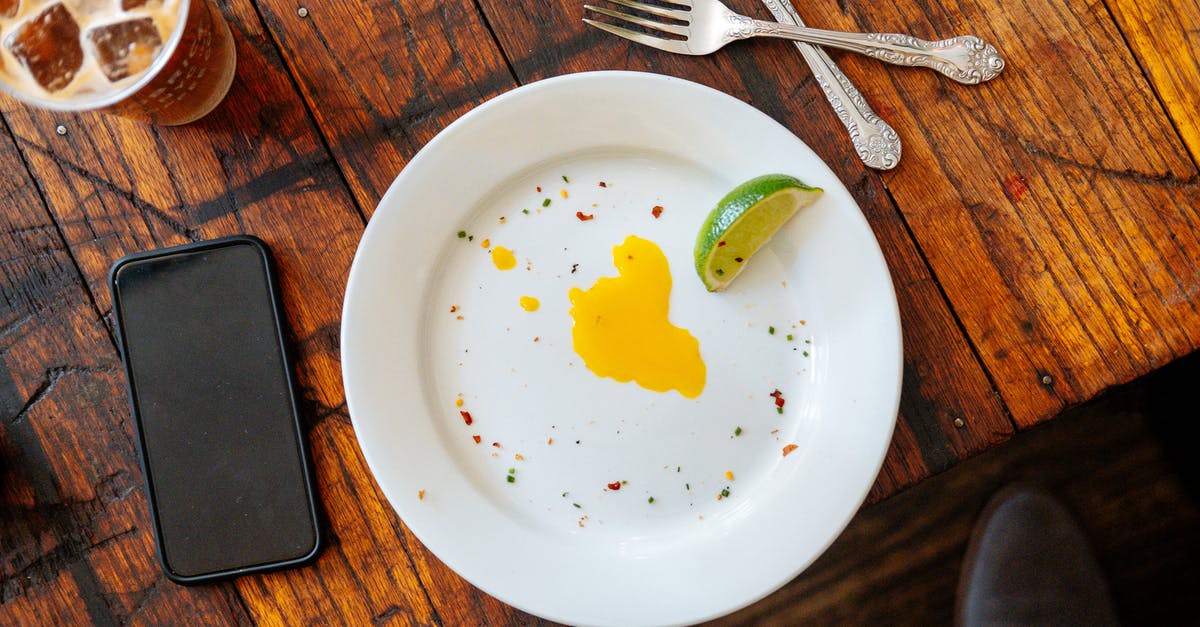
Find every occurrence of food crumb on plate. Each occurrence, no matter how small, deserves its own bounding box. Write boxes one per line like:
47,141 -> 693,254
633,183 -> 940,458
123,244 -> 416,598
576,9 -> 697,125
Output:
783,443 -> 799,457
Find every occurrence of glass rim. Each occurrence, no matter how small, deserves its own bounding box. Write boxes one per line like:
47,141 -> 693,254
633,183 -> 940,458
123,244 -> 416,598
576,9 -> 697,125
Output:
0,0 -> 192,113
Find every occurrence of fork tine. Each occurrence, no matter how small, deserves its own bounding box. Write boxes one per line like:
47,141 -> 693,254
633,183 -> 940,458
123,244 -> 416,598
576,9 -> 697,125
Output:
583,5 -> 689,37
601,0 -> 690,22
582,18 -> 695,55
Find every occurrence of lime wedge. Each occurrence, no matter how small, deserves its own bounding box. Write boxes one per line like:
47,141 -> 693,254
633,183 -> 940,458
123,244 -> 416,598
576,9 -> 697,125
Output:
694,174 -> 823,291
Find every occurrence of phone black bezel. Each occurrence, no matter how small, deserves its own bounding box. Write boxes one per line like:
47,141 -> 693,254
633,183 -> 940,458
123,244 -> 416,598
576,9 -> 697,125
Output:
108,235 -> 322,584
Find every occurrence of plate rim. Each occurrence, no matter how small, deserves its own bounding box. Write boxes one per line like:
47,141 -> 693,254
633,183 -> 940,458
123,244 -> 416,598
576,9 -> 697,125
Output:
341,70 -> 903,626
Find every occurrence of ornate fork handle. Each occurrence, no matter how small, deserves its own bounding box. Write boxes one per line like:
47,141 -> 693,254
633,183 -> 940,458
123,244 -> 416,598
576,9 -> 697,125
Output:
759,0 -> 900,170
733,18 -> 1005,85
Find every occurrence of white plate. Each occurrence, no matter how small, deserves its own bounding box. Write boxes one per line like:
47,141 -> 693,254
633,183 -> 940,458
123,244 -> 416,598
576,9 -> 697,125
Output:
342,71 -> 902,626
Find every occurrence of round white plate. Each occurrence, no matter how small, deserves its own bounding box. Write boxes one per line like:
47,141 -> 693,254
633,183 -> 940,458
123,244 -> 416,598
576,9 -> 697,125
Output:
342,71 -> 901,626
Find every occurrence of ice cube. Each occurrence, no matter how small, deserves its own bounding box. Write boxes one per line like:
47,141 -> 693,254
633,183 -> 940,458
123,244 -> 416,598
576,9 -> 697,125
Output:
0,0 -> 19,19
65,0 -> 113,15
86,17 -> 162,82
5,3 -> 83,93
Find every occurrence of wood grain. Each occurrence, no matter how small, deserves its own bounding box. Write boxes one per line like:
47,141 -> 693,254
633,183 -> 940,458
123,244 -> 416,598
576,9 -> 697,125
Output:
802,0 -> 1200,426
0,0 -> 520,623
1107,0 -> 1200,164
0,119 -> 246,623
253,0 -> 520,212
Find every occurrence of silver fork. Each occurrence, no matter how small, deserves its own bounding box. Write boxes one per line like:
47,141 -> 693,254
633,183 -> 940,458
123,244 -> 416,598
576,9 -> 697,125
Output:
584,0 -> 1005,85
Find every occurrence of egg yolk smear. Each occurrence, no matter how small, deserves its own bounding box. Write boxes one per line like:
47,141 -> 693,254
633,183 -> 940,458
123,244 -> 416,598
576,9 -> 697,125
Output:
492,246 -> 516,270
568,235 -> 705,398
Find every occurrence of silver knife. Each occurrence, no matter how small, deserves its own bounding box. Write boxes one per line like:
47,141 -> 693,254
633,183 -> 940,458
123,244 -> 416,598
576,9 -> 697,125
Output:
761,0 -> 901,170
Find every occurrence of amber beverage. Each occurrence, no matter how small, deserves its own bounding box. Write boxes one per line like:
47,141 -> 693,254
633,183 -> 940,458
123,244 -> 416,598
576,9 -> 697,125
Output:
0,0 -> 236,125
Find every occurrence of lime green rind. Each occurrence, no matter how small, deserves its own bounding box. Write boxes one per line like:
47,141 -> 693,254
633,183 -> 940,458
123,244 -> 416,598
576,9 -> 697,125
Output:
694,174 -> 823,292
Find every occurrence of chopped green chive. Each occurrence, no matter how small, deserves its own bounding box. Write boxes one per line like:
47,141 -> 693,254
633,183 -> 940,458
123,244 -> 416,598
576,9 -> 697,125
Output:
562,175 -> 570,183
734,426 -> 743,436
621,480 -> 628,485
715,268 -> 725,276
786,334 -> 794,341
648,496 -> 655,504
720,487 -> 730,498
768,326 -> 776,335
542,198 -> 551,207
508,468 -> 515,474
685,483 -> 691,490
457,230 -> 466,238
506,475 -> 515,483
522,208 -> 530,214
803,351 -> 810,357
573,502 -> 581,508
467,235 -> 474,242
777,407 -> 783,414
562,491 -> 569,497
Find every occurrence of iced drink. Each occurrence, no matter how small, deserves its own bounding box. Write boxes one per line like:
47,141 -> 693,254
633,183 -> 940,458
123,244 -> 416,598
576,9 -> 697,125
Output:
0,0 -> 236,125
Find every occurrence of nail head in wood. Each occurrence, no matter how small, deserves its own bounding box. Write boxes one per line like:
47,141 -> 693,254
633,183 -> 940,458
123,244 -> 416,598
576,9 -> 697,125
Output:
55,125 -> 67,136
297,7 -> 308,17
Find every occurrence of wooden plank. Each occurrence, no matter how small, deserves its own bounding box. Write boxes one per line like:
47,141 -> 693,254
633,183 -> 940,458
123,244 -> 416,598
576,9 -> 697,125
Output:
254,0 -> 520,212
474,0 -> 1013,495
797,0 -> 1200,426
0,1 -> 520,624
0,124 -> 245,624
1107,0 -> 1200,165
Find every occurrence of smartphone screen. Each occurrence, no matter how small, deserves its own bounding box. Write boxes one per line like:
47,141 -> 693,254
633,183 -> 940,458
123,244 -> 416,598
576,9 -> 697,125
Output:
110,236 -> 320,583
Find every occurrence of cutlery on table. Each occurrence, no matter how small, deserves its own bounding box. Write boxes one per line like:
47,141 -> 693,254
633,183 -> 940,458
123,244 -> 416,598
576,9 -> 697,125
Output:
759,0 -> 900,170
584,0 -> 1005,85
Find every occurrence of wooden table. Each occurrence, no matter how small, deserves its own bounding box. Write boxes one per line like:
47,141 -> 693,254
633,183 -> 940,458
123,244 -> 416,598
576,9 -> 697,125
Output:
1,0 -> 1197,623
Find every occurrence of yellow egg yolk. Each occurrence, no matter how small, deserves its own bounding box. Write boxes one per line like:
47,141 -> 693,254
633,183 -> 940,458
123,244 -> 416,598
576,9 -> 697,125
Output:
520,296 -> 540,311
568,235 -> 705,398
492,246 -> 516,270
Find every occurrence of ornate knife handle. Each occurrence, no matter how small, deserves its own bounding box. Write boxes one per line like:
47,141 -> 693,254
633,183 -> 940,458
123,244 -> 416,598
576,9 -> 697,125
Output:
758,0 -> 901,170
743,20 -> 1005,85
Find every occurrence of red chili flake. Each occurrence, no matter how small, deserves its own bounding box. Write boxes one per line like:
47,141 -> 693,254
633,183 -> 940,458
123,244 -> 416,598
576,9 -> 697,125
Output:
492,442 -> 501,448
769,389 -> 782,398
460,410 -> 473,425
576,211 -> 594,221
717,240 -> 726,247
598,181 -> 607,188
607,481 -> 622,491
651,205 -> 663,218
449,305 -> 458,313
734,257 -> 744,263
571,263 -> 579,274
472,435 -> 481,444
775,397 -> 785,408
782,444 -> 798,457
536,186 -> 542,192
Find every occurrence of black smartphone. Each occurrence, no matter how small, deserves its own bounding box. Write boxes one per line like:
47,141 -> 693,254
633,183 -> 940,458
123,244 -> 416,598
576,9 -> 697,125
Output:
109,235 -> 321,584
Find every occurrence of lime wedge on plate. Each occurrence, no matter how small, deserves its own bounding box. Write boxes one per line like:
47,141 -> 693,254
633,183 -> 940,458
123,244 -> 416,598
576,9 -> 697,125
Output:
694,173 -> 824,291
